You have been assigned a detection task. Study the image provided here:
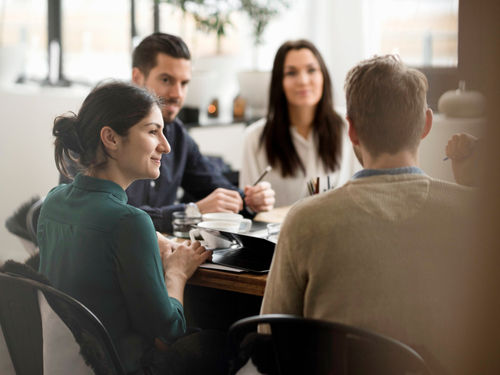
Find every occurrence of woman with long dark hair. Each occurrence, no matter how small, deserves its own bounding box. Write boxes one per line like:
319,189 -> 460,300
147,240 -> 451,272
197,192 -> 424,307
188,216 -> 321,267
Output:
240,40 -> 358,207
38,81 -> 225,374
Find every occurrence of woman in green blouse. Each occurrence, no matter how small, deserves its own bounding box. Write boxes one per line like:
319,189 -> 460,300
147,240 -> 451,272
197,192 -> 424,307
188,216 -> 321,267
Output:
38,81 -> 225,374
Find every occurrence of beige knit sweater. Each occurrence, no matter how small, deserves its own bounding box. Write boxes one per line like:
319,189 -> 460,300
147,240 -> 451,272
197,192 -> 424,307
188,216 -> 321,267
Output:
261,173 -> 477,374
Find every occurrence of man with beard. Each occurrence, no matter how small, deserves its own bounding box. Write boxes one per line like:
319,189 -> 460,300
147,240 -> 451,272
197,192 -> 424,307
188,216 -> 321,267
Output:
127,33 -> 275,232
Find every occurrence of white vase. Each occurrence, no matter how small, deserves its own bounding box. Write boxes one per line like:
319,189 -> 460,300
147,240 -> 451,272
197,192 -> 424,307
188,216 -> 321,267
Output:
237,70 -> 271,119
437,81 -> 486,118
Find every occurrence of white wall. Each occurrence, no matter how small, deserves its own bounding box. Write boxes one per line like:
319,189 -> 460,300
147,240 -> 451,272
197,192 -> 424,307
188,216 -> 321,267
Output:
312,0 -> 366,107
0,84 -> 88,263
189,123 -> 246,171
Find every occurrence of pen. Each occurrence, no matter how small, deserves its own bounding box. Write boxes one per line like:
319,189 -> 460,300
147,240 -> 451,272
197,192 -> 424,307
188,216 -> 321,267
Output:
253,166 -> 272,186
443,156 -> 449,161
307,180 -> 314,195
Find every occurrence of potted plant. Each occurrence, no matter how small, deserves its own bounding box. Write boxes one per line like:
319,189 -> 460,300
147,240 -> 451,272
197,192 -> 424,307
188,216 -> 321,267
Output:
240,0 -> 290,67
161,0 -> 237,54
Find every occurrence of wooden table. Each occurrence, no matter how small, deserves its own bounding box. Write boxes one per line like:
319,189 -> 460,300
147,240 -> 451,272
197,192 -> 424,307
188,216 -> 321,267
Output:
188,269 -> 267,296
182,206 -> 291,297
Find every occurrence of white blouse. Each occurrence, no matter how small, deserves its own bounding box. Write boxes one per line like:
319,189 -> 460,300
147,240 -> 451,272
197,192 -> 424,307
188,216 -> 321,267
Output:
239,118 -> 361,207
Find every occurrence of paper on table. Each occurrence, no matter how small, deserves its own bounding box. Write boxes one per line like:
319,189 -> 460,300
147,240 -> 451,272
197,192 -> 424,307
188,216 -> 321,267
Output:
254,205 -> 291,223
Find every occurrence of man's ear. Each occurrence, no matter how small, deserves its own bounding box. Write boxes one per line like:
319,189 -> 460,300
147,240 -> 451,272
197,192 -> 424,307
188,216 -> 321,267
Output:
347,116 -> 360,146
100,126 -> 120,151
132,67 -> 145,86
346,117 -> 364,166
421,108 -> 433,140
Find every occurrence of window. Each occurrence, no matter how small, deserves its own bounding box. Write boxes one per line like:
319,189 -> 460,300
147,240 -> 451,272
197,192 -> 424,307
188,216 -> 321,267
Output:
62,0 -> 131,84
0,0 -> 48,83
153,2 -> 245,58
133,0 -> 155,46
363,0 -> 459,67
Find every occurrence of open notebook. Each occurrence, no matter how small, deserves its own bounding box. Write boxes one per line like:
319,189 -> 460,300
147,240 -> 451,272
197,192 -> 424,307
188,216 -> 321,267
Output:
197,228 -> 275,273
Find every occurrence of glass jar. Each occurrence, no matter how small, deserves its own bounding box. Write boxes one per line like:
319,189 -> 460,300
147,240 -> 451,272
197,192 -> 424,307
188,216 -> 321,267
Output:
171,211 -> 201,238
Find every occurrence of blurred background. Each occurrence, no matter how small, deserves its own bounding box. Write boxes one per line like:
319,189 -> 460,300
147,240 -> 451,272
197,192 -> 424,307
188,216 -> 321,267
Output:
0,0 -> 461,107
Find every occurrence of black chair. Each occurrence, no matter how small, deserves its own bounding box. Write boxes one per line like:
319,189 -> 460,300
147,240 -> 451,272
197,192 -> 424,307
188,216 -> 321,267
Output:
4,196 -> 41,256
228,314 -> 432,375
25,197 -> 44,244
4,196 -> 45,260
0,271 -> 126,375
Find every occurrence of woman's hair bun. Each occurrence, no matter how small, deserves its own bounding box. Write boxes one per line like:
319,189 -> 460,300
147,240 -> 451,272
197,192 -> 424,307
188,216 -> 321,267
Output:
53,113 -> 84,154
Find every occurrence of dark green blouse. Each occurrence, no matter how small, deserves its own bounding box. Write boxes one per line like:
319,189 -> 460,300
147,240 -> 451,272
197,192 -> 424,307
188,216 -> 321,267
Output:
38,174 -> 185,372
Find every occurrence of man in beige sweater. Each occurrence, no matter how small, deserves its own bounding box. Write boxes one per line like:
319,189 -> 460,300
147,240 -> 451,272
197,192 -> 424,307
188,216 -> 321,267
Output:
261,55 -> 476,375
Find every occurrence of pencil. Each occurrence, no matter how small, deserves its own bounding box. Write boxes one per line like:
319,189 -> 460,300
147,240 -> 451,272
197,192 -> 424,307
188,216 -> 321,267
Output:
307,180 -> 314,195
253,165 -> 272,186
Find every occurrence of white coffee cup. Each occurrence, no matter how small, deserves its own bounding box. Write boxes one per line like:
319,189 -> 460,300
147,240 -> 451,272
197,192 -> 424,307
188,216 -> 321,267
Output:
197,220 -> 239,232
201,213 -> 252,233
189,223 -> 239,250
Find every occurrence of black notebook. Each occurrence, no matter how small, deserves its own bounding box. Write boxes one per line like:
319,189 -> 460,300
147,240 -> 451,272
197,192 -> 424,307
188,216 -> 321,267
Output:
197,228 -> 275,273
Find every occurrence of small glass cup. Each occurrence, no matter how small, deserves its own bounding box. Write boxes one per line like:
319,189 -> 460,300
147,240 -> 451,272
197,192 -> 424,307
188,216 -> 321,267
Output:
266,222 -> 281,243
172,211 -> 201,238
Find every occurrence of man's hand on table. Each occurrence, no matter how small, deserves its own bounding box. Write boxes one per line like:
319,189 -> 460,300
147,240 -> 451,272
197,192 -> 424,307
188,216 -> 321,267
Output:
196,188 -> 243,213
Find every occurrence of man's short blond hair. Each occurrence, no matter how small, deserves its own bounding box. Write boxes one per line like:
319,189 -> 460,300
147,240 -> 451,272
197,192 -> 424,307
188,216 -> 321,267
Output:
344,55 -> 428,157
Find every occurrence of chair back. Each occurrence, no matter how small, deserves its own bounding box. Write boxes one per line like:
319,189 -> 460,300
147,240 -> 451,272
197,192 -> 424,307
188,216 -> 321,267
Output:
228,314 -> 432,375
0,272 -> 126,375
26,197 -> 44,245
4,196 -> 41,256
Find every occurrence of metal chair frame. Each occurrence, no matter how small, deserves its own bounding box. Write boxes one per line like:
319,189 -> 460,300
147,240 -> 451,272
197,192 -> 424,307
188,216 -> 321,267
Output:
0,272 -> 126,375
228,314 -> 433,375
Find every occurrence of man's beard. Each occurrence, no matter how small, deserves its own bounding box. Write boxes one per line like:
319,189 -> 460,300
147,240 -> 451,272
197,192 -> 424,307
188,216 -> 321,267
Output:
161,98 -> 182,123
